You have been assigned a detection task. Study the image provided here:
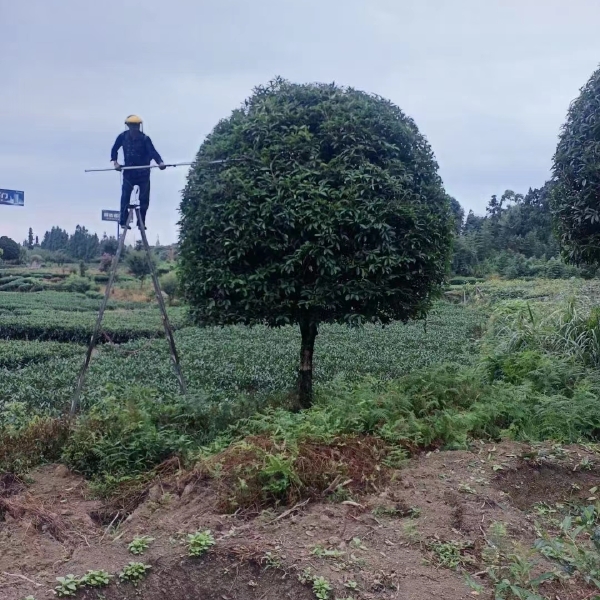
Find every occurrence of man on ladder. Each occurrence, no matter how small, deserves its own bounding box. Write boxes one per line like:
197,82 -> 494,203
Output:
111,114 -> 166,230
70,115 -> 185,414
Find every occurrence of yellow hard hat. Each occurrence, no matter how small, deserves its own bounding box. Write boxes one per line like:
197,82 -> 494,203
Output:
125,114 -> 143,125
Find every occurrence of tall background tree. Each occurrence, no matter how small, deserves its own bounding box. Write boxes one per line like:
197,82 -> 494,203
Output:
552,66 -> 600,266
68,226 -> 100,261
27,228 -> 34,250
41,227 -> 69,252
179,78 -> 453,407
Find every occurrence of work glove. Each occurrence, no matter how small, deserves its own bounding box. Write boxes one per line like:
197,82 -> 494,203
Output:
113,161 -> 122,171
158,162 -> 167,170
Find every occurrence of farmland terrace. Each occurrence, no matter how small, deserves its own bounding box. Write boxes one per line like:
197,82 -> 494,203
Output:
1,274 -> 600,599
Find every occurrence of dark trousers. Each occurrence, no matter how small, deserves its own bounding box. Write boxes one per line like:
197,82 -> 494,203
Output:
120,176 -> 150,227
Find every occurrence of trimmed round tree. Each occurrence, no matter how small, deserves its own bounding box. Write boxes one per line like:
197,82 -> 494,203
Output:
179,79 -> 453,408
552,66 -> 600,265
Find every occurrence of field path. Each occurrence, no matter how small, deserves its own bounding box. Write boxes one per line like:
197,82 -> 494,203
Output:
1,440 -> 598,599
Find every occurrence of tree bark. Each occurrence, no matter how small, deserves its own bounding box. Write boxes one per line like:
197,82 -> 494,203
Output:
296,317 -> 318,410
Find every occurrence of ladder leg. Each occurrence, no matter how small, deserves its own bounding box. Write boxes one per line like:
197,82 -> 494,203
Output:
136,207 -> 187,394
70,207 -> 133,414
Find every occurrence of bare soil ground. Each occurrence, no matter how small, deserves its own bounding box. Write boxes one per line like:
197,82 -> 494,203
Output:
1,441 -> 599,600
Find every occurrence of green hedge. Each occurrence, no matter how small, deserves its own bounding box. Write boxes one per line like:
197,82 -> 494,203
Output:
0,340 -> 81,369
0,306 -> 187,343
0,291 -> 139,312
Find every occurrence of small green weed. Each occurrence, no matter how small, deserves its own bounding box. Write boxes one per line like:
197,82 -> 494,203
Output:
464,574 -> 485,595
260,453 -> 301,496
402,521 -> 422,543
312,575 -> 332,600
119,562 -> 151,586
372,504 -> 421,518
533,502 -> 557,518
298,568 -> 332,599
80,569 -> 111,587
381,447 -> 408,468
187,530 -> 216,557
372,505 -> 399,517
429,540 -> 474,570
128,535 -> 154,555
312,545 -> 343,559
262,551 -> 283,569
488,521 -> 508,544
298,567 -> 314,585
54,575 -> 81,597
350,537 -> 366,550
483,538 -> 555,598
535,509 -> 600,588
458,483 -> 476,495
489,552 -> 553,600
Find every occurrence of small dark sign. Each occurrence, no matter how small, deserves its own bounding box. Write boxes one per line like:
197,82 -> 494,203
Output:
102,210 -> 120,222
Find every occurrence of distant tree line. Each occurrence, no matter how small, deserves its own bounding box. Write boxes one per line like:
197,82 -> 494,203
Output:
40,225 -> 103,261
0,226 -> 118,265
37,226 -> 125,263
450,184 -> 595,279
0,224 -> 178,266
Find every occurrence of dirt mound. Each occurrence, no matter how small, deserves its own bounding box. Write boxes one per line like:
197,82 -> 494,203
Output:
1,441 -> 599,600
78,554 -> 312,600
494,461 -> 600,510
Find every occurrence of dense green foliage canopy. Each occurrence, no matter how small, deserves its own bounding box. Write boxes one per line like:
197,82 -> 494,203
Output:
179,79 -> 453,330
0,236 -> 20,261
552,66 -> 600,266
179,78 -> 453,406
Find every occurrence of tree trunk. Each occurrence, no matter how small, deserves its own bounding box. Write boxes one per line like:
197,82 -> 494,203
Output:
297,317 -> 318,410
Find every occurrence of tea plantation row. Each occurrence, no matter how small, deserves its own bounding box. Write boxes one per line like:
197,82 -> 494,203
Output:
0,300 -> 482,412
0,291 -> 187,343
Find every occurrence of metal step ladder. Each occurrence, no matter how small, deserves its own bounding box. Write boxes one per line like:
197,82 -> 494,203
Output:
70,199 -> 186,414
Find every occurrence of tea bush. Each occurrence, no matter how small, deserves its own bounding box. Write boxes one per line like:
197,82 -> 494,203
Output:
0,301 -> 481,412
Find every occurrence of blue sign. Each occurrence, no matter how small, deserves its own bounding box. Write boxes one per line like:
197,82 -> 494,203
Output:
102,210 -> 120,222
0,189 -> 24,207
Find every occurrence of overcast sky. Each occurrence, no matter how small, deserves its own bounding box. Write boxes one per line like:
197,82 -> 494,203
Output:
1,0 -> 599,246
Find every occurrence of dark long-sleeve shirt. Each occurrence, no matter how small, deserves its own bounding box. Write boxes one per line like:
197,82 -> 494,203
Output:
110,131 -> 163,178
